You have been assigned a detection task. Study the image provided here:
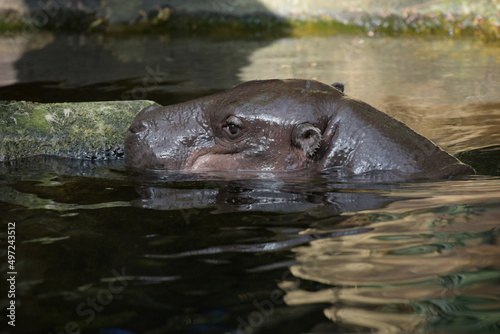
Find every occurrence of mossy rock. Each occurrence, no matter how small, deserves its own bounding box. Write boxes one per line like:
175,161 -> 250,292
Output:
0,100 -> 158,162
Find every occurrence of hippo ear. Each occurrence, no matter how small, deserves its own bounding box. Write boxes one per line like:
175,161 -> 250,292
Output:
292,123 -> 322,157
331,82 -> 345,93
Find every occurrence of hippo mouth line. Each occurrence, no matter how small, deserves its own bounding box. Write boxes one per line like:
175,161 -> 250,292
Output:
183,146 -> 243,171
186,150 -> 312,172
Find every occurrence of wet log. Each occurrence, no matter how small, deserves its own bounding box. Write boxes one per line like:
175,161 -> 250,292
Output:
0,100 -> 157,162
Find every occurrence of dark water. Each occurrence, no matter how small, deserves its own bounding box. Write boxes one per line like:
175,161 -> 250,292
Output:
1,156 -> 499,334
1,32 -> 500,334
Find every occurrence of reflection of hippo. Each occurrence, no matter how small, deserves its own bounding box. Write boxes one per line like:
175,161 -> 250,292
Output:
131,179 -> 400,215
125,79 -> 474,179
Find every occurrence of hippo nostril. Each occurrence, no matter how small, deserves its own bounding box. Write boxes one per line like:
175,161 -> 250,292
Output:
129,122 -> 147,134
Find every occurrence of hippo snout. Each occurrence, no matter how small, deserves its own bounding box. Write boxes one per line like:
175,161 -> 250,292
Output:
125,103 -> 213,171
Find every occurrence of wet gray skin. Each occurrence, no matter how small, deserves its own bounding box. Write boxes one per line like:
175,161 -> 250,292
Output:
125,79 -> 475,179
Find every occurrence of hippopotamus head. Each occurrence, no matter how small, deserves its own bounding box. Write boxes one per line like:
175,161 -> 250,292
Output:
125,79 -> 474,179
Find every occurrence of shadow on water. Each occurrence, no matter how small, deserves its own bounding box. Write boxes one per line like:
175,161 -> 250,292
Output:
0,32 -> 274,105
0,0 -> 285,104
1,156 -> 500,333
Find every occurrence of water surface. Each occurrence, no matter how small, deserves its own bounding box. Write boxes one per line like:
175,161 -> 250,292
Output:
1,156 -> 499,334
0,32 -> 499,334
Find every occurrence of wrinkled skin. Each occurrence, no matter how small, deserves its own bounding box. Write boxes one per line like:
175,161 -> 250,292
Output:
125,79 -> 475,179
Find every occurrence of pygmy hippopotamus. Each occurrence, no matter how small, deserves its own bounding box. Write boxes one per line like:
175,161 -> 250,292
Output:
125,79 -> 475,179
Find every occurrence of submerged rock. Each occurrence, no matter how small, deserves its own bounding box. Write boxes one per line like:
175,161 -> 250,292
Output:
0,100 -> 158,162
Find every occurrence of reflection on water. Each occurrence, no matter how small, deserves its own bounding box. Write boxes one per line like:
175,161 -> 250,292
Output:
237,36 -> 500,154
1,157 -> 500,333
285,179 -> 500,333
1,31 -> 499,333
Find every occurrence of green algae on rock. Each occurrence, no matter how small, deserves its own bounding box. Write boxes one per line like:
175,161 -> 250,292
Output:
0,100 -> 158,162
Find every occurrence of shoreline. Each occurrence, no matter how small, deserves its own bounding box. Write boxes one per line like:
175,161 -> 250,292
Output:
0,0 -> 498,41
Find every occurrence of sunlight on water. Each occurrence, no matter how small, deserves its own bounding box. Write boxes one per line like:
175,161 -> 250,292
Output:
239,36 -> 500,154
285,178 -> 500,333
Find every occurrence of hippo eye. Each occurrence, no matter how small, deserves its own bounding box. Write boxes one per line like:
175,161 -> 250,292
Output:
227,124 -> 239,135
222,116 -> 244,139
